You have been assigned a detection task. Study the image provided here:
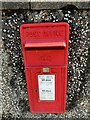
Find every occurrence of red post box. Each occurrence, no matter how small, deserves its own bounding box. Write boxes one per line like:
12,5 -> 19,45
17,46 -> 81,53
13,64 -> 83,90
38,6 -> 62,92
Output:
20,22 -> 69,113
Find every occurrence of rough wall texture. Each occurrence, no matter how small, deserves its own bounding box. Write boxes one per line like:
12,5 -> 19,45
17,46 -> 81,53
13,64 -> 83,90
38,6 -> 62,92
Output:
1,1 -> 90,9
1,8 -> 90,119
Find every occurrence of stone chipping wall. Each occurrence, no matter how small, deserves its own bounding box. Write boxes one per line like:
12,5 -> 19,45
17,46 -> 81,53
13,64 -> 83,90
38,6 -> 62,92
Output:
1,8 -> 90,119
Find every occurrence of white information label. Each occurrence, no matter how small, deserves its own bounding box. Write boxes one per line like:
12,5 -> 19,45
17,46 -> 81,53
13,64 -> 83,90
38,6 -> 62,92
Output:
38,75 -> 55,101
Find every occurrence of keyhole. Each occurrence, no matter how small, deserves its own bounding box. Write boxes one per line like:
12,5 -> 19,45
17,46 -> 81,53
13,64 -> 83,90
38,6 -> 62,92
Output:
36,90 -> 37,93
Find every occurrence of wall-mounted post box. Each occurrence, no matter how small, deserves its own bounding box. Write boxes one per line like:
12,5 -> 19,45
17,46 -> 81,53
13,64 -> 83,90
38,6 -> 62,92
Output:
20,22 -> 69,113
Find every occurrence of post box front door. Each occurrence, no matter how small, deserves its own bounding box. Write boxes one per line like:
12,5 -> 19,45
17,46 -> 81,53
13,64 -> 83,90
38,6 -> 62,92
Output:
20,23 -> 69,113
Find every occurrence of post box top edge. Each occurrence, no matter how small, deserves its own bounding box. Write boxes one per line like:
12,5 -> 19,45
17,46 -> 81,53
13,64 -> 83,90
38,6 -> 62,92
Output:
20,22 -> 69,30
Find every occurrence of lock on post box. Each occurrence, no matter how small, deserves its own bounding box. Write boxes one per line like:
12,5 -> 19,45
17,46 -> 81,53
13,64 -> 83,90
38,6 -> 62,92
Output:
20,23 -> 69,113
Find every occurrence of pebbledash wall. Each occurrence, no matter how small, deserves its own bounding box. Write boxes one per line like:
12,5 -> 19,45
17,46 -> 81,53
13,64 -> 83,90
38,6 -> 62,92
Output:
1,0 -> 90,119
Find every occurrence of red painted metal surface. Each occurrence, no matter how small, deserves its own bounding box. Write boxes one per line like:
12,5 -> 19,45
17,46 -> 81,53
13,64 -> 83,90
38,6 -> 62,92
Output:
20,22 -> 69,113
